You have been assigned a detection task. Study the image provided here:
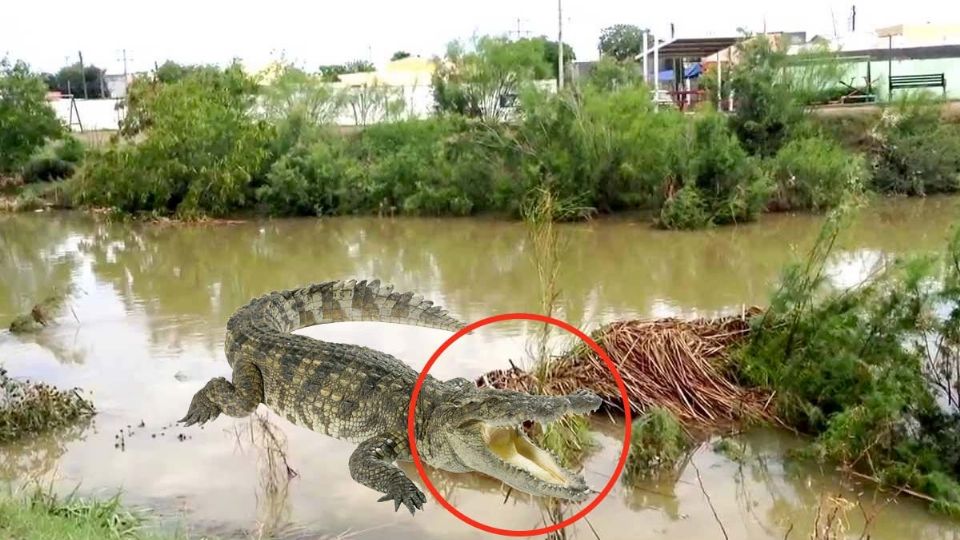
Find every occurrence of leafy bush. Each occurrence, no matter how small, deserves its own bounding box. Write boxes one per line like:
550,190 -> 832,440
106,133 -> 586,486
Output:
432,36 -> 552,120
869,98 -> 960,195
768,135 -> 867,211
623,407 -> 692,483
21,137 -> 86,183
737,209 -> 960,515
257,134 -> 355,216
659,186 -> 710,229
660,109 -> 771,229
73,64 -> 273,217
0,58 -> 64,175
583,57 -> 644,92
722,36 -> 846,157
259,116 -> 494,217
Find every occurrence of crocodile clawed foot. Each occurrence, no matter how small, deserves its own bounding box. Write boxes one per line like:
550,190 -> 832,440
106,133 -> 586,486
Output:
377,480 -> 426,515
179,387 -> 222,427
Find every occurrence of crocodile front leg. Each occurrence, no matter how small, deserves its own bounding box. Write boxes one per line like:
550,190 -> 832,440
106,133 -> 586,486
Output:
349,433 -> 426,515
180,361 -> 263,426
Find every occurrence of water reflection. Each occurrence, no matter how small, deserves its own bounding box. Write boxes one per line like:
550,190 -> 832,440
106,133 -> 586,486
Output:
0,416 -> 94,482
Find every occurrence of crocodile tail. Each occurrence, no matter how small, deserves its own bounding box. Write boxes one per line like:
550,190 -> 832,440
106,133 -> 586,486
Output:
233,279 -> 466,335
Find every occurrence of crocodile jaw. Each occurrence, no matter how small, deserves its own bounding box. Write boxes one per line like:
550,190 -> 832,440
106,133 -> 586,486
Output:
448,421 -> 591,501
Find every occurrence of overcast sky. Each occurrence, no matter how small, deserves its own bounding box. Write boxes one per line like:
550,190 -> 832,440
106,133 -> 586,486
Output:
3,0 -> 956,74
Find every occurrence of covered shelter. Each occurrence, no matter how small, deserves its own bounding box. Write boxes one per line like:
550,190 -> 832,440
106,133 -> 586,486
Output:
638,36 -> 743,110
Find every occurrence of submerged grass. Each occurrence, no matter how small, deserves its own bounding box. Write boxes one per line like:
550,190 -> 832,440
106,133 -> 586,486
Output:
623,407 -> 693,484
736,200 -> 960,516
0,367 -> 95,442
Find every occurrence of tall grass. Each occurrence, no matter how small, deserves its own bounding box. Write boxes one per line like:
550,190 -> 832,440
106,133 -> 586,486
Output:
0,483 -> 188,540
520,186 -> 596,466
736,203 -> 960,516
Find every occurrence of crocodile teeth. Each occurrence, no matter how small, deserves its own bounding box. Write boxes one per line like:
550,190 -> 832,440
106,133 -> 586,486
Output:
368,279 -> 380,293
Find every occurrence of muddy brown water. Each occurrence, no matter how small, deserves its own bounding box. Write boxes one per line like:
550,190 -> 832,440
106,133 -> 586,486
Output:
1,198 -> 959,539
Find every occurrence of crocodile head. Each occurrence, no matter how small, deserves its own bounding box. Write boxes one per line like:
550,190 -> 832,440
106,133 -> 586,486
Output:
425,386 -> 602,501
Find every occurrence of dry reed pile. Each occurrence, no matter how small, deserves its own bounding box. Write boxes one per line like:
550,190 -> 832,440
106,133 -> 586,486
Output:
478,309 -> 776,427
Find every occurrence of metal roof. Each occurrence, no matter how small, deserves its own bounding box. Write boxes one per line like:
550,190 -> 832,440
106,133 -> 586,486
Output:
638,37 -> 743,60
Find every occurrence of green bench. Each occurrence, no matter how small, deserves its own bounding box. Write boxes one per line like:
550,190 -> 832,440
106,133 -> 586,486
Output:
888,73 -> 947,97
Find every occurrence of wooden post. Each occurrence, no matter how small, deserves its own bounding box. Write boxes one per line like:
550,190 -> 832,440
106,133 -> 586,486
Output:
78,51 -> 88,100
717,50 -> 723,108
557,0 -> 564,91
653,35 -> 660,109
887,35 -> 893,99
727,48 -> 734,111
642,32 -> 649,82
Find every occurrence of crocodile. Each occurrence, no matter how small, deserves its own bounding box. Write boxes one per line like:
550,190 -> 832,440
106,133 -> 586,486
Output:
179,279 -> 601,514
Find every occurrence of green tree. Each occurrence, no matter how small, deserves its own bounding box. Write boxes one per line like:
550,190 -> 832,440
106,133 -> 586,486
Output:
598,24 -> 649,61
50,62 -> 109,99
318,64 -> 348,82
345,60 -> 375,73
585,57 -> 643,92
0,58 -> 64,174
535,36 -> 575,78
258,64 -> 346,152
75,62 -> 273,217
723,34 -> 847,156
318,60 -> 375,82
391,51 -> 412,61
432,35 -> 552,120
154,60 -> 220,84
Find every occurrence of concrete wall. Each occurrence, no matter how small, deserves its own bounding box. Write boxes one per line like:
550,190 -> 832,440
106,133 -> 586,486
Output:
840,56 -> 959,100
50,98 -> 124,131
50,81 -> 558,132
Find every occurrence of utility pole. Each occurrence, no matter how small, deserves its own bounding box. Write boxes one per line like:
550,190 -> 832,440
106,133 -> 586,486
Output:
557,0 -> 564,90
119,49 -> 130,78
78,50 -> 88,99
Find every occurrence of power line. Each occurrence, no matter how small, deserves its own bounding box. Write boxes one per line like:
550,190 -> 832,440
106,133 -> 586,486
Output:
116,49 -> 133,78
510,17 -> 532,40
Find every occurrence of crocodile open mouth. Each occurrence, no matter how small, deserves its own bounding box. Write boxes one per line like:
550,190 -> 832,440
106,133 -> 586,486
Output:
451,420 -> 590,501
481,424 -> 570,485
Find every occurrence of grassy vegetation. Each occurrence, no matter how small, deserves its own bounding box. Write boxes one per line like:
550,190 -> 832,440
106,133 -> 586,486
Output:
735,202 -> 960,516
0,366 -> 94,443
3,37 -> 959,225
0,485 -> 194,540
623,407 -> 693,484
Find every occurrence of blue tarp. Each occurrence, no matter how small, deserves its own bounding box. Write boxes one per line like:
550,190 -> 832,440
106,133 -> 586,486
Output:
658,63 -> 702,82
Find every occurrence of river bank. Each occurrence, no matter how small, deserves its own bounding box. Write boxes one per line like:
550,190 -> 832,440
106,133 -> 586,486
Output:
5,39 -> 960,229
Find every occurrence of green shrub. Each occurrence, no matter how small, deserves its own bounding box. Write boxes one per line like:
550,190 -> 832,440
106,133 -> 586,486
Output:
659,109 -> 771,229
0,58 -> 64,174
623,407 -> 692,483
658,186 -> 710,229
20,138 -> 86,183
737,209 -> 960,514
768,136 -> 867,211
73,64 -> 273,217
869,102 -> 960,195
257,134 -> 355,216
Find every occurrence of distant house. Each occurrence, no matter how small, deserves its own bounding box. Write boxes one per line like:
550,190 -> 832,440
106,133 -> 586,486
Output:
337,56 -> 437,87
104,74 -> 131,98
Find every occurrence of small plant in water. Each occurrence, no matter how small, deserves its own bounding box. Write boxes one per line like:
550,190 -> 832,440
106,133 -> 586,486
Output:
0,367 -> 95,442
623,407 -> 693,483
521,186 -> 596,465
